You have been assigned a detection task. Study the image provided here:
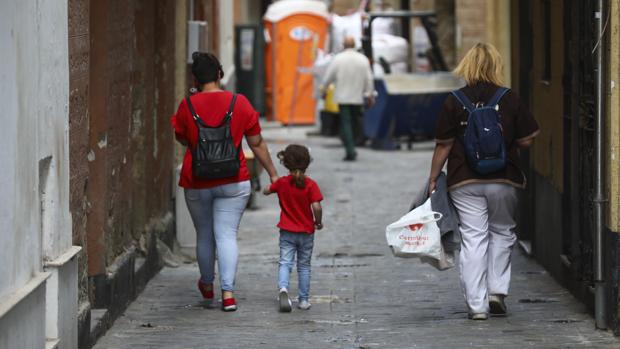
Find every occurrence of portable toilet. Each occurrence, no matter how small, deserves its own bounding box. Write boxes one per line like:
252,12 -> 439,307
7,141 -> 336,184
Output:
263,0 -> 329,125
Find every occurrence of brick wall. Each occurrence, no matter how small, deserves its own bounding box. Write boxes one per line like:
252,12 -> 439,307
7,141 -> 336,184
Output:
455,0 -> 487,61
68,0 -> 90,304
435,0 -> 456,68
68,0 -> 178,306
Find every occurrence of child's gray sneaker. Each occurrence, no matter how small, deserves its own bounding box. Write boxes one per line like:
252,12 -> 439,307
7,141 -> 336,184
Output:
298,300 -> 311,310
278,288 -> 292,312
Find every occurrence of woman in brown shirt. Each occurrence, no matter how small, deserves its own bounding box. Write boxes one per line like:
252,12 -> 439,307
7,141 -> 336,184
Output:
429,43 -> 539,320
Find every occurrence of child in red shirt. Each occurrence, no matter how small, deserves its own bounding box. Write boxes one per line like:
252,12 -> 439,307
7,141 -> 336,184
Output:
263,144 -> 323,312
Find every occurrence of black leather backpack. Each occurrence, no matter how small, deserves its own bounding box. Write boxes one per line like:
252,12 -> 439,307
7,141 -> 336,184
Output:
185,94 -> 240,179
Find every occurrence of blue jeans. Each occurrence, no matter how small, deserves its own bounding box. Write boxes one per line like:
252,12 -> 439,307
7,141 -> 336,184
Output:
184,181 -> 251,291
278,230 -> 315,301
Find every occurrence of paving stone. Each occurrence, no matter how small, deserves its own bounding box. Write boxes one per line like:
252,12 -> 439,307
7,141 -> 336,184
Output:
94,128 -> 618,349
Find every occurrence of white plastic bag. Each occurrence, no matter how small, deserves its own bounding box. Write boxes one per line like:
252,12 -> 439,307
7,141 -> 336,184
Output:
386,198 -> 442,259
420,248 -> 456,270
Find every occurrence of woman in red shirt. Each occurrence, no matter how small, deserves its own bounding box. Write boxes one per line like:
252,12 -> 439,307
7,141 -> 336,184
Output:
171,52 -> 278,311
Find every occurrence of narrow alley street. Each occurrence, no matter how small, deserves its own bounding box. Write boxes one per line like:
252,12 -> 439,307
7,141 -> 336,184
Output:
6,1 -> 620,348
94,127 -> 618,349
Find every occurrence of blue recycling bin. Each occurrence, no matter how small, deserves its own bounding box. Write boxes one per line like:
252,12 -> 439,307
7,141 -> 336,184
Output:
364,73 -> 465,149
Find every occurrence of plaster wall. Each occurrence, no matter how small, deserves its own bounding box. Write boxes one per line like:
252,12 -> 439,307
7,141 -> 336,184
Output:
0,0 -> 72,290
0,0 -> 51,299
219,0 -> 236,81
0,1 -> 76,348
605,3 -> 620,331
607,0 -> 620,232
485,0 -> 511,86
37,0 -> 73,262
46,258 -> 79,348
0,284 -> 46,349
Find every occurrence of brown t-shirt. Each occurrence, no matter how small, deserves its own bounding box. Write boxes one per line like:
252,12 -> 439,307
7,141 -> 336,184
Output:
435,82 -> 540,190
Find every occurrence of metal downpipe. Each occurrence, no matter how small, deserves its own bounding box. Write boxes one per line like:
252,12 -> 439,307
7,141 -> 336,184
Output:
594,0 -> 607,330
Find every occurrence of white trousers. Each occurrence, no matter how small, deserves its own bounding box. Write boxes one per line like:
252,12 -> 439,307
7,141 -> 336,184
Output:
450,183 -> 518,314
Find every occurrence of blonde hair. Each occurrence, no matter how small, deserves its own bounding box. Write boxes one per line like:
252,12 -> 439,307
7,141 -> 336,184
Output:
453,43 -> 504,86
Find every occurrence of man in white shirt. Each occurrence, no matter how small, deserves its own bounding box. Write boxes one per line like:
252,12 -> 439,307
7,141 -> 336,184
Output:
322,37 -> 375,161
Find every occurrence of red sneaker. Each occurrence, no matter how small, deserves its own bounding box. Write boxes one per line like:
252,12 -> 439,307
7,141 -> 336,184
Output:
197,280 -> 214,307
222,296 -> 237,312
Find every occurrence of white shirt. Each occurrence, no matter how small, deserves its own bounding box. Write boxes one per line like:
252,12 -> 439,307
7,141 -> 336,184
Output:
323,49 -> 374,105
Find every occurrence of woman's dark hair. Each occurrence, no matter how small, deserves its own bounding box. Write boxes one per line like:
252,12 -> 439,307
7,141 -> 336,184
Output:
277,144 -> 312,188
191,51 -> 224,85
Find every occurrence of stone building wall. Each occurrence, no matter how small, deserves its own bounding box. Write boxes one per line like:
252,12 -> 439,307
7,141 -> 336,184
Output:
68,0 -> 91,305
67,0 -> 184,346
455,0 -> 487,60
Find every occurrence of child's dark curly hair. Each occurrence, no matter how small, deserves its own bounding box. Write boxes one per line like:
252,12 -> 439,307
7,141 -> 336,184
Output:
277,144 -> 312,188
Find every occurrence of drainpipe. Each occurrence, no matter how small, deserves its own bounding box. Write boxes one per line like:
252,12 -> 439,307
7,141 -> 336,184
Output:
594,0 -> 607,330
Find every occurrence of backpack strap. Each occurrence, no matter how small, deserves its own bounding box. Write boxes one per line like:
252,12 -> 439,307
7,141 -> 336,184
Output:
186,96 -> 208,128
223,94 -> 241,155
487,87 -> 510,108
222,93 -> 237,123
451,90 -> 475,113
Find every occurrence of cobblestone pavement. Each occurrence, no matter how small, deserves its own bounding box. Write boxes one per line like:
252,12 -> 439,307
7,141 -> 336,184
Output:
94,127 -> 619,349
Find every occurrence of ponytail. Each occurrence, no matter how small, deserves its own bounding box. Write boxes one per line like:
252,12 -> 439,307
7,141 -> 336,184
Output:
291,169 -> 306,188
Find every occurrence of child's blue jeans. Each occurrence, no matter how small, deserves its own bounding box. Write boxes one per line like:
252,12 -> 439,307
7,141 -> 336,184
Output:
278,230 -> 315,301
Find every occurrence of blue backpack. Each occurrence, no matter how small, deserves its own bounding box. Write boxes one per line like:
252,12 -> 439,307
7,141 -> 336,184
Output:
451,87 -> 509,175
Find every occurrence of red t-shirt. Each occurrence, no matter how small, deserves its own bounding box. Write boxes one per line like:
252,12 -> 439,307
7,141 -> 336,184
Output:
270,175 -> 323,234
170,91 -> 261,189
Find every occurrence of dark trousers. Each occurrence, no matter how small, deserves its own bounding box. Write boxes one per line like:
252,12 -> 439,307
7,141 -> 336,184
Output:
338,104 -> 362,158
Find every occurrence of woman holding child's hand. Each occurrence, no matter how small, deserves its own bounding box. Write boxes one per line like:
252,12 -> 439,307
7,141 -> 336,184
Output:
171,52 -> 278,311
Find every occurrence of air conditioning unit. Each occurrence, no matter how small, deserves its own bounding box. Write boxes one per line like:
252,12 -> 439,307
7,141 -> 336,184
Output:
187,20 -> 208,63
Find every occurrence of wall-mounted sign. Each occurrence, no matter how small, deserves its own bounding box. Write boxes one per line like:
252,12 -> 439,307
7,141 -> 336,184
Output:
240,28 -> 255,71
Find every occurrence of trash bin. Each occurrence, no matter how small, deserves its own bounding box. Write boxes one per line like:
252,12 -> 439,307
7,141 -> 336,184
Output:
364,72 -> 465,149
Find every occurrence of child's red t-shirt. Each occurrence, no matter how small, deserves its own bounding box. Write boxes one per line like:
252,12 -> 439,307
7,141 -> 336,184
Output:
270,175 -> 323,234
